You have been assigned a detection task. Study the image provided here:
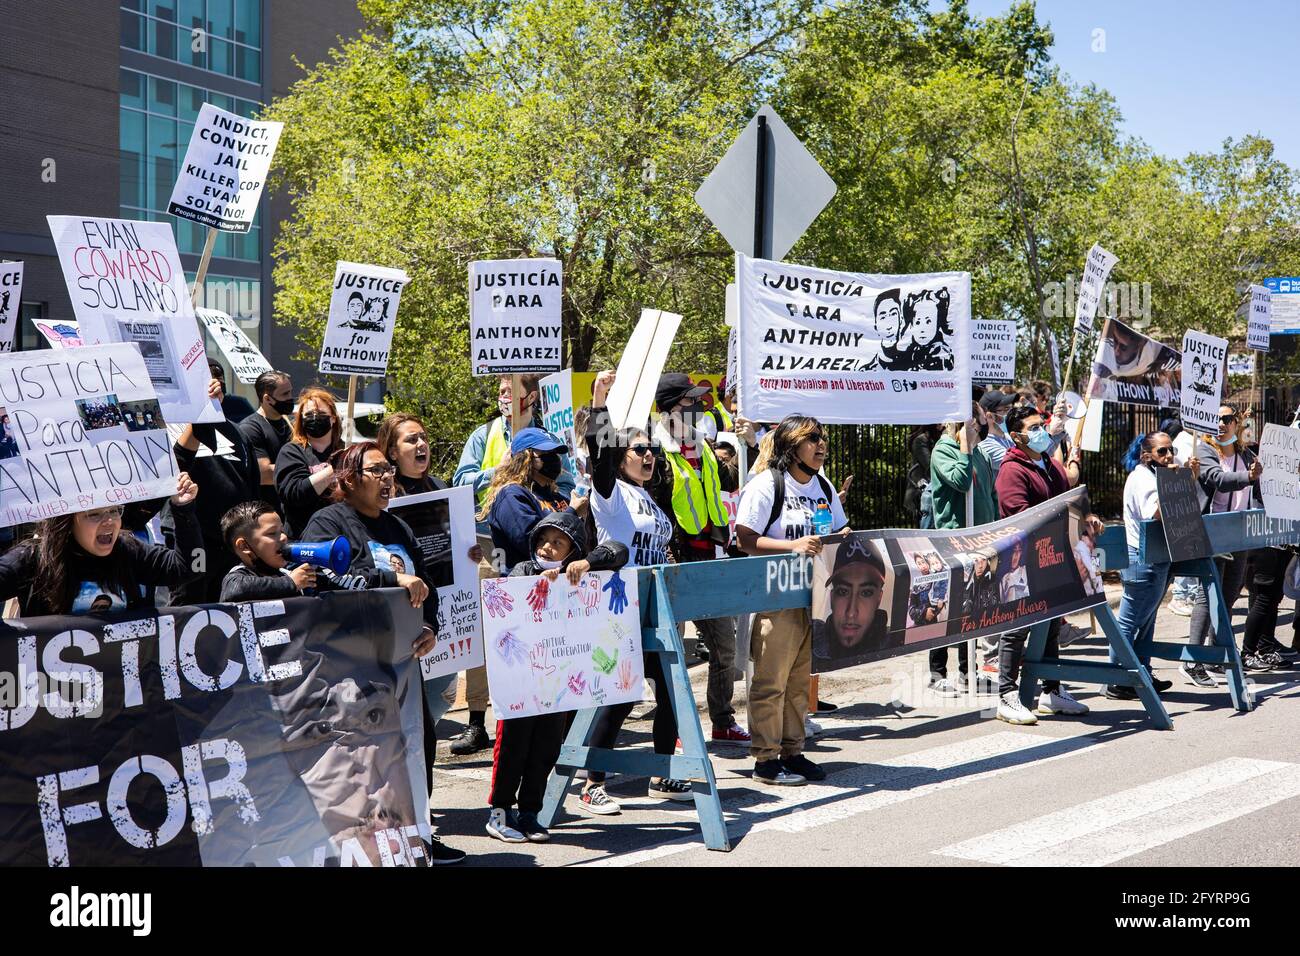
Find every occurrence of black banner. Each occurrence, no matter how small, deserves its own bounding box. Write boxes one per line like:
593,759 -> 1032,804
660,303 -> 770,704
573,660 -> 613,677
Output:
0,590 -> 431,867
812,486 -> 1104,672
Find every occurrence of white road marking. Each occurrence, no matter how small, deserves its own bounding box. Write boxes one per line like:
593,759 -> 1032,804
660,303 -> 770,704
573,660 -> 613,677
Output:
935,757 -> 1300,866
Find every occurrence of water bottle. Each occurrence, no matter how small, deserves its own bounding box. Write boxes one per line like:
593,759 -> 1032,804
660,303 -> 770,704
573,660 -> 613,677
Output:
811,501 -> 832,536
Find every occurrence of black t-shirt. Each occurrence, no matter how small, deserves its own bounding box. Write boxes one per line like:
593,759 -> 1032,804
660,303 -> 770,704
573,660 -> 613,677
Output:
240,413 -> 292,510
275,441 -> 341,538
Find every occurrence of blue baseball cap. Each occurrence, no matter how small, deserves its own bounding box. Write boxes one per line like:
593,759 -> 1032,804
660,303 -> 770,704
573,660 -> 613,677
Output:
510,427 -> 568,455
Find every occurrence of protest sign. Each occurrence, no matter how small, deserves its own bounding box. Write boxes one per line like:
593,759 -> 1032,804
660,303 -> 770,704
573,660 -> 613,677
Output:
810,486 -> 1101,673
47,216 -> 221,425
1047,326 -> 1062,389
1087,318 -> 1181,409
1155,466 -> 1213,562
167,103 -> 282,233
605,308 -> 683,431
1258,423 -> 1300,521
482,569 -> 643,718
35,321 -> 82,349
1080,397 -> 1105,453
0,261 -> 23,353
1248,284 -> 1272,352
1180,330 -> 1228,436
735,254 -> 971,425
388,486 -> 485,680
1073,243 -> 1118,335
0,590 -> 433,867
972,319 -> 1016,383
469,258 -> 562,376
318,261 -> 408,377
539,369 -> 576,453
0,343 -> 178,527
197,307 -> 272,384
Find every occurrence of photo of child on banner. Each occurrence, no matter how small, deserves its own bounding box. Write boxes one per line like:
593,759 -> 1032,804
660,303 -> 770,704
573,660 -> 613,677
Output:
1087,317 -> 1182,408
811,487 -> 1104,673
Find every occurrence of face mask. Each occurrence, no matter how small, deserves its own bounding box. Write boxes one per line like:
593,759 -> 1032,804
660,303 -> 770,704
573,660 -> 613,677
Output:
301,414 -> 333,439
1025,428 -> 1053,454
1219,434 -> 1236,446
273,398 -> 296,416
498,399 -> 512,419
538,452 -> 563,480
535,557 -> 563,571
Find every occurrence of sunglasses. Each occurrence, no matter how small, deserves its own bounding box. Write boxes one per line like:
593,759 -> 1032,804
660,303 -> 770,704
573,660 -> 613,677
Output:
804,432 -> 826,445
1219,415 -> 1237,424
628,444 -> 654,458
1150,447 -> 1174,457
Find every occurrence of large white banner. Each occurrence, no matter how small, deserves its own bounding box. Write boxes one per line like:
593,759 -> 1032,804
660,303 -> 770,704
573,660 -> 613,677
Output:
388,486 -> 485,681
1073,243 -> 1118,335
0,261 -> 23,353
469,258 -> 562,376
1248,284 -> 1272,352
1180,329 -> 1228,436
167,103 -> 282,233
0,343 -> 178,527
735,254 -> 971,425
483,569 -> 643,719
1258,424 -> 1300,521
318,261 -> 408,377
971,319 -> 1016,383
198,307 -> 272,384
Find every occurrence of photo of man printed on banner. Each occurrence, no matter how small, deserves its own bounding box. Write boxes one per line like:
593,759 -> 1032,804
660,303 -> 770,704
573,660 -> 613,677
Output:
954,548 -> 1000,617
812,534 -> 900,668
76,394 -> 125,431
340,291 -> 391,333
119,398 -> 165,432
898,536 -> 952,635
868,285 -> 956,372
997,533 -> 1032,604
0,407 -> 17,460
1089,318 -> 1181,406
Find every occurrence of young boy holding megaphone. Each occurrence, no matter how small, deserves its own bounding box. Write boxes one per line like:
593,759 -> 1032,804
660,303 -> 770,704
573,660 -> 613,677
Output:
219,500 -> 356,601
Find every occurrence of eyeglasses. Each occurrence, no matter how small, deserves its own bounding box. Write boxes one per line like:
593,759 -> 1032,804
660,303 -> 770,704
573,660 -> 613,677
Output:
83,507 -> 124,524
362,464 -> 396,479
628,444 -> 654,458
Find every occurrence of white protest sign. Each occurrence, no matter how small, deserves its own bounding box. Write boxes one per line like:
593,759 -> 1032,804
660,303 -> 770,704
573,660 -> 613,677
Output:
483,569 -> 643,719
736,253 -> 971,425
1258,424 -> 1300,520
1248,284 -> 1272,352
47,216 -> 221,425
1080,397 -> 1105,452
469,258 -> 562,376
167,103 -> 282,233
1180,330 -> 1228,436
1073,243 -> 1117,334
0,343 -> 177,527
971,319 -> 1016,383
0,261 -> 23,353
606,308 -> 682,431
318,261 -> 408,377
539,369 -> 576,453
388,486 -> 485,680
197,307 -> 272,384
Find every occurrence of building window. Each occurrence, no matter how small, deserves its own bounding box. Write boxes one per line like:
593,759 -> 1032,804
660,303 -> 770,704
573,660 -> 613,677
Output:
121,2 -> 261,83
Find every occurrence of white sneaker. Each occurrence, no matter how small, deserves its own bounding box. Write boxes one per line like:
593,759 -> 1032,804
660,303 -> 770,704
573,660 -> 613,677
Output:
485,807 -> 527,843
1167,597 -> 1194,617
996,692 -> 1038,725
1037,685 -> 1089,716
929,677 -> 962,697
804,716 -> 822,738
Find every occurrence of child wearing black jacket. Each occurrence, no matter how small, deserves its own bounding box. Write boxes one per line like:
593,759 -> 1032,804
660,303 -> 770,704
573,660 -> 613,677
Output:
486,509 -> 628,844
218,500 -> 346,602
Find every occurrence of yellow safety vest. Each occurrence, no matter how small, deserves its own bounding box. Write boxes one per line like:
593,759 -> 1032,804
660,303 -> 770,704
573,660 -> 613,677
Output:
479,417 -> 510,502
664,442 -> 727,536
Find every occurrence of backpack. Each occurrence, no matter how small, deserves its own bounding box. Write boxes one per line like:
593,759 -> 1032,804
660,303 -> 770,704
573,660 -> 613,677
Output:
765,469 -> 836,538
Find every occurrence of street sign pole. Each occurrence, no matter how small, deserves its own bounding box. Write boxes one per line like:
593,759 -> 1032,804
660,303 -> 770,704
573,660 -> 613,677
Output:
753,114 -> 768,259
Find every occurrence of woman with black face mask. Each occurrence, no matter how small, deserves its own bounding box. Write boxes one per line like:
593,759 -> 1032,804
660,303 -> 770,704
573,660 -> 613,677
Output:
476,427 -> 570,570
275,387 -> 346,538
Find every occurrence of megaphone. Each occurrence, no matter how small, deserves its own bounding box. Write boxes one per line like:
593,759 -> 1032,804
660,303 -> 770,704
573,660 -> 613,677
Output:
285,536 -> 352,574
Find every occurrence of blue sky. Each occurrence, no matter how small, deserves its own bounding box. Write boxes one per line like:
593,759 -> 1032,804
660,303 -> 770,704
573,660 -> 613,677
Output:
956,0 -> 1299,168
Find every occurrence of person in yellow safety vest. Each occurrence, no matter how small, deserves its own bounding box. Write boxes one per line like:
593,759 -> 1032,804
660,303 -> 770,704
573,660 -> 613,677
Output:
651,373 -> 751,744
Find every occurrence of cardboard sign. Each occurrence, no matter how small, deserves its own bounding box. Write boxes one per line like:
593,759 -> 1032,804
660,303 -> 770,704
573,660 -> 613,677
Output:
605,308 -> 683,431
46,216 -> 221,425
0,343 -> 178,527
1258,423 -> 1300,521
318,261 -> 408,377
1248,284 -> 1272,352
0,261 -> 23,353
167,103 -> 282,233
1073,243 -> 1118,334
1155,466 -> 1213,562
539,369 -> 576,454
971,319 -> 1016,383
469,258 -> 562,376
1180,330 -> 1228,436
197,307 -> 272,384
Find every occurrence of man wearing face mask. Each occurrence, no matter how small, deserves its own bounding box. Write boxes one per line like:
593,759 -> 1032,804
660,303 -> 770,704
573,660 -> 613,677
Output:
976,390 -> 1017,477
650,373 -> 750,743
239,370 -> 295,513
991,404 -> 1086,725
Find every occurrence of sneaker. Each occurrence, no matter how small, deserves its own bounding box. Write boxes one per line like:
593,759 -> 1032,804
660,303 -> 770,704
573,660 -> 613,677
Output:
1181,662 -> 1217,687
1057,621 -> 1092,647
1150,675 -> 1173,692
996,692 -> 1038,725
973,674 -> 999,695
1262,650 -> 1292,669
578,785 -> 622,816
979,659 -> 1000,678
1105,684 -> 1138,700
814,699 -> 838,714
1245,652 -> 1289,671
781,753 -> 827,782
1167,597 -> 1195,617
695,643 -> 710,662
425,833 -> 467,865
1037,686 -> 1089,716
711,722 -> 752,743
648,778 -> 694,802
754,758 -> 805,786
449,723 -> 490,756
485,807 -> 527,843
929,677 -> 961,698
515,811 -> 550,843
803,716 -> 822,738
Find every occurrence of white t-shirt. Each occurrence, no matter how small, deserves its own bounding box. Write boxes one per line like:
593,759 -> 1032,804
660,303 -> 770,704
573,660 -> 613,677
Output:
1075,538 -> 1103,594
736,469 -> 848,540
1123,464 -> 1160,550
592,479 -> 673,568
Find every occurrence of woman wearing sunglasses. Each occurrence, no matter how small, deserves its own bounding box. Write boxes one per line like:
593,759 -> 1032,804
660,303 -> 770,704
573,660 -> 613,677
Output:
1107,430 -> 1198,700
0,473 -> 200,617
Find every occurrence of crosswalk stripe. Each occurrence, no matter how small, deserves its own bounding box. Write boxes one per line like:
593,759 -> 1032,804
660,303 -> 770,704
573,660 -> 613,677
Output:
934,757 -> 1300,866
580,729 -> 1104,867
